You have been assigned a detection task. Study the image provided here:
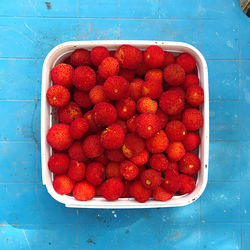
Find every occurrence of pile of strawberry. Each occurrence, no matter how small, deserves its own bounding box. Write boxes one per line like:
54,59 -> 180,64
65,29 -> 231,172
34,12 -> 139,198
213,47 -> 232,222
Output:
46,44 -> 204,203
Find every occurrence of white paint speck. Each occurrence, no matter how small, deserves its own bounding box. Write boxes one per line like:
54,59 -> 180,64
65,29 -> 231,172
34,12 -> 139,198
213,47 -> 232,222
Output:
112,210 -> 115,214
244,88 -> 250,103
162,217 -> 167,222
224,210 -> 227,213
226,40 -> 234,48
220,194 -> 228,200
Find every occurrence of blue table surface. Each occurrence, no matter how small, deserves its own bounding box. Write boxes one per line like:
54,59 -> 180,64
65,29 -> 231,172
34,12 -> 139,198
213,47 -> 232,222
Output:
0,0 -> 249,249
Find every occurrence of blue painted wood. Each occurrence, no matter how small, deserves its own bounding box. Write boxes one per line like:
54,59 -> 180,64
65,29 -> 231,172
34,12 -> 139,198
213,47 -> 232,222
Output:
120,19 -> 159,40
209,142 -> 240,181
200,182 -> 240,223
160,0 -> 201,19
36,0 -> 77,17
200,223 -> 241,250
159,224 -> 200,250
120,0 -> 159,18
0,0 -> 249,249
210,101 -> 239,140
240,17 -> 250,60
0,142 -> 37,182
79,0 -> 119,18
159,20 -> 201,49
242,224 -> 250,250
34,224 -> 78,250
78,223 -> 119,250
201,19 -> 240,59
0,59 -> 37,99
239,61 -> 250,141
240,182 -> 250,222
208,60 -> 239,100
0,225 -> 35,250
240,141 -> 250,181
78,19 -> 119,40
200,0 -> 242,19
0,184 -> 37,224
0,100 -> 40,141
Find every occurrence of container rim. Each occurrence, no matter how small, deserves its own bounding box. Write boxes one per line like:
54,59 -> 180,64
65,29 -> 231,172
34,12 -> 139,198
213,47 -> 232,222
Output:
41,40 -> 209,208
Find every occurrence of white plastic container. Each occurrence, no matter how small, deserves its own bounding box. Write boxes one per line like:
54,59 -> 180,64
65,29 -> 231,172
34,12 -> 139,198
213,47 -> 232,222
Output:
41,41 -> 209,208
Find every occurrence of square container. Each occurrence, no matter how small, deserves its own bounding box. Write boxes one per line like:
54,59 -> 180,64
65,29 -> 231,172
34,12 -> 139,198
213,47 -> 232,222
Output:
41,41 -> 209,208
